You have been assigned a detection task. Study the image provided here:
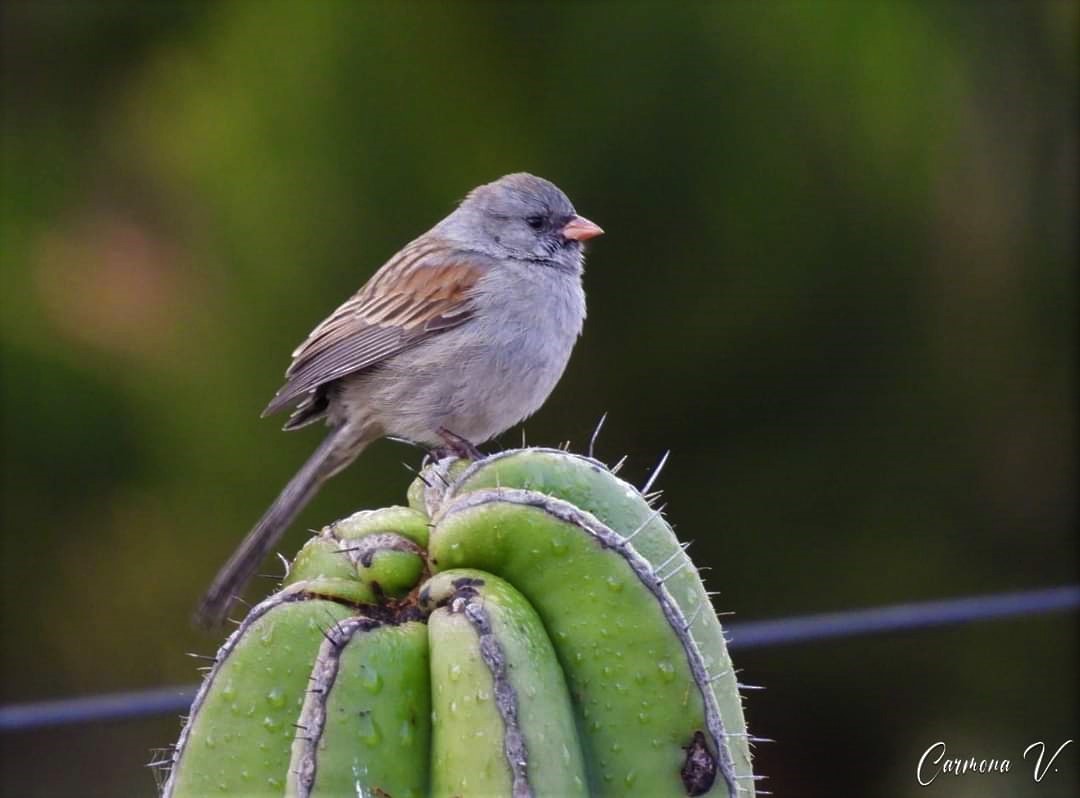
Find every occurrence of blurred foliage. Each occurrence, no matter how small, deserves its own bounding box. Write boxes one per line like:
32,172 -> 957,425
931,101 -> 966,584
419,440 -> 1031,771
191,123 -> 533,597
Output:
1,1 -> 1076,796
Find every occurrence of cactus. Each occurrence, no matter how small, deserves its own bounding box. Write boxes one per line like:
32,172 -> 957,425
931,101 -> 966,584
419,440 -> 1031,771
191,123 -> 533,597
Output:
163,448 -> 757,797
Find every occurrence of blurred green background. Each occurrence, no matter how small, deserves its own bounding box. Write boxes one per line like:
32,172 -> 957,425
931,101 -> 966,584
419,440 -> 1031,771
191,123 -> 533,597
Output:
1,1 -> 1076,796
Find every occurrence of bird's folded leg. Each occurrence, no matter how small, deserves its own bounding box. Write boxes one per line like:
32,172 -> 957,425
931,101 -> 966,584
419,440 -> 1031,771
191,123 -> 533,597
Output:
433,427 -> 485,461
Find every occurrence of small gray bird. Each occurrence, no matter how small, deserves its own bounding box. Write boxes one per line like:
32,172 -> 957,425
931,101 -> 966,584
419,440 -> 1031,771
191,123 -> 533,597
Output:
196,173 -> 602,626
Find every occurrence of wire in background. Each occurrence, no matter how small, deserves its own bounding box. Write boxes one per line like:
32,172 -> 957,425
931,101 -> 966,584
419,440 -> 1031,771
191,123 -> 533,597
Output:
1,584 -> 1076,733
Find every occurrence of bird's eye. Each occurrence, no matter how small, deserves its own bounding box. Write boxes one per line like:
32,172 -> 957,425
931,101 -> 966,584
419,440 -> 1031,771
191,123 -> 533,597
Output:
525,215 -> 545,230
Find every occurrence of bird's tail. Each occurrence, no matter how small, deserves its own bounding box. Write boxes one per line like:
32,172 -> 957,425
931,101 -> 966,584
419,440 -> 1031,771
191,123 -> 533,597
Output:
194,421 -> 371,628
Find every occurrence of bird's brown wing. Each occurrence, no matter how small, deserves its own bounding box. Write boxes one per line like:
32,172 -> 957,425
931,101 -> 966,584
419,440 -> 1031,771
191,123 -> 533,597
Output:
262,238 -> 482,419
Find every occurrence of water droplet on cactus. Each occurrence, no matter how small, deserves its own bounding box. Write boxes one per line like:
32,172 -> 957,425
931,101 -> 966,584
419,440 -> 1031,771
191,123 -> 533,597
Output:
265,687 -> 286,708
638,711 -> 650,724
476,687 -> 491,702
625,769 -> 638,787
261,715 -> 281,732
357,712 -> 381,746
204,734 -> 215,749
448,663 -> 462,682
221,681 -> 236,700
399,719 -> 414,746
266,776 -> 282,788
610,741 -> 623,753
657,660 -> 676,682
361,666 -> 383,693
550,537 -> 568,555
605,576 -> 623,592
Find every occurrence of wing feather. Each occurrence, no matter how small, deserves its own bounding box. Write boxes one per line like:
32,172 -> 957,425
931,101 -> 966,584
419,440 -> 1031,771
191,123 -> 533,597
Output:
263,238 -> 483,418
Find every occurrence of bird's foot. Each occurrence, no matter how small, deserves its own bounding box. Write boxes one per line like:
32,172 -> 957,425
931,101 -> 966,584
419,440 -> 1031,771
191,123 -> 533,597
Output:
432,427 -> 485,461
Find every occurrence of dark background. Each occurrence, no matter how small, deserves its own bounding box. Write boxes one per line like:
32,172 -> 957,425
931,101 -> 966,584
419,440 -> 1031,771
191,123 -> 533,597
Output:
1,1 -> 1076,796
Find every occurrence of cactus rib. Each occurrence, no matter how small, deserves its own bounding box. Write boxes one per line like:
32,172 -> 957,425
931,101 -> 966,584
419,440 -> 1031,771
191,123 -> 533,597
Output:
287,619 -> 431,798
286,616 -> 381,797
441,448 -> 753,792
163,586 -> 356,797
424,571 -> 588,798
430,488 -> 739,796
446,582 -> 530,797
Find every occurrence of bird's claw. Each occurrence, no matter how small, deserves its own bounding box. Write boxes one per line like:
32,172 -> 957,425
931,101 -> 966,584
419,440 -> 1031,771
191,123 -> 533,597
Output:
432,427 -> 485,461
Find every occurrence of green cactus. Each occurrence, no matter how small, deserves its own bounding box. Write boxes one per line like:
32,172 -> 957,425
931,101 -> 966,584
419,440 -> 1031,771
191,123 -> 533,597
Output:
164,448 -> 757,797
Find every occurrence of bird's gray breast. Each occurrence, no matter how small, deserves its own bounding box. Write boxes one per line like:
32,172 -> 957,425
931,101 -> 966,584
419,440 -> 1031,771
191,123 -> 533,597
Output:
339,259 -> 585,445
444,261 -> 585,440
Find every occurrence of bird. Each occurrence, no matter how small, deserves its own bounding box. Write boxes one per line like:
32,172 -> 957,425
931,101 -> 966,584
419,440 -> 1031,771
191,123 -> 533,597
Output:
196,173 -> 603,626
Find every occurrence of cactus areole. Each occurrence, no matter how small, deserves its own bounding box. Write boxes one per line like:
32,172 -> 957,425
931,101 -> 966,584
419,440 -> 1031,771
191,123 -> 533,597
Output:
163,448 -> 756,797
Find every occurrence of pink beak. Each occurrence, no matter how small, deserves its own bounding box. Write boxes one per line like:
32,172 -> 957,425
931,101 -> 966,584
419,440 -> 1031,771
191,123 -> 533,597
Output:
561,215 -> 604,242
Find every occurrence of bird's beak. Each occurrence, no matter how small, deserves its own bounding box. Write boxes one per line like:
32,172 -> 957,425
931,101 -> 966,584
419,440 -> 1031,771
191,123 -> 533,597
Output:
561,215 -> 604,242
